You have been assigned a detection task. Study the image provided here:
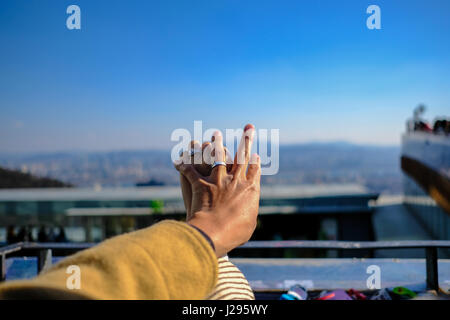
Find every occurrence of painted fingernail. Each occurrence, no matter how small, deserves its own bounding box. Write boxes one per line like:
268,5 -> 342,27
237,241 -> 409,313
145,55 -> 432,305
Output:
245,127 -> 255,140
244,124 -> 255,132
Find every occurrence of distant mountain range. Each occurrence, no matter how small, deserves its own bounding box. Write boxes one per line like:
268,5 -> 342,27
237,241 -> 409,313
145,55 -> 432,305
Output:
0,142 -> 402,194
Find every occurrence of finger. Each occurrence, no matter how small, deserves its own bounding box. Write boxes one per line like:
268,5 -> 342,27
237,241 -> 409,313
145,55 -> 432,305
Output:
246,153 -> 261,183
224,146 -> 233,173
232,124 -> 255,178
196,142 -> 230,176
210,131 -> 226,183
189,140 -> 202,166
202,141 -> 211,151
175,149 -> 197,217
175,163 -> 202,185
194,142 -> 213,176
202,142 -> 214,166
180,149 -> 192,165
204,142 -> 227,162
179,173 -> 193,219
174,148 -> 184,166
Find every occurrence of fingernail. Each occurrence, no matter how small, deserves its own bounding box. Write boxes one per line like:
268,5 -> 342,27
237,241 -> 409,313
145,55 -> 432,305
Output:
244,124 -> 255,132
245,128 -> 255,140
212,130 -> 222,142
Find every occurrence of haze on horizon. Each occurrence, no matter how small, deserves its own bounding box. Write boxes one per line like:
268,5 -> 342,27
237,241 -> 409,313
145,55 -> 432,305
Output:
1,0 -> 449,153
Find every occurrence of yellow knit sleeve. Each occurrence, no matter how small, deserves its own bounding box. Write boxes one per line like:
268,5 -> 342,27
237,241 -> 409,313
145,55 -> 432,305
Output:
0,220 -> 218,300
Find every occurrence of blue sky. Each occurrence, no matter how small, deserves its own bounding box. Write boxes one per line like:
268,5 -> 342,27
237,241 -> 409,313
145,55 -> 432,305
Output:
0,0 -> 449,152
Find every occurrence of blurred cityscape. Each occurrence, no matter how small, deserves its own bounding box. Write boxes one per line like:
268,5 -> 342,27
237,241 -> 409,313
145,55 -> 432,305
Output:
0,142 -> 401,194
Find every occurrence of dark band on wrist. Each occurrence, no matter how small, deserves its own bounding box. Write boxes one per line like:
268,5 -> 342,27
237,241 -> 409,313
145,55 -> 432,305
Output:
188,224 -> 216,251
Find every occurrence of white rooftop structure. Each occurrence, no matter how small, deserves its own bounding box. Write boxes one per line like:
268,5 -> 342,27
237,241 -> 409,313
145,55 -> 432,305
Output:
0,184 -> 369,202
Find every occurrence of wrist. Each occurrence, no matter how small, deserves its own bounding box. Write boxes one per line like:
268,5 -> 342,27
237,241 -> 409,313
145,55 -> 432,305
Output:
188,223 -> 215,252
188,213 -> 226,258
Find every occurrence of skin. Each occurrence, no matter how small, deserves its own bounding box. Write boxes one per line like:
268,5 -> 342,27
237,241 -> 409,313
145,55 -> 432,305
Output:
174,124 -> 261,258
179,141 -> 233,220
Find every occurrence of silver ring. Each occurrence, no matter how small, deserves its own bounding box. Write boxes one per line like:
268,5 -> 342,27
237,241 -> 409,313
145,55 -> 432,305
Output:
211,161 -> 227,169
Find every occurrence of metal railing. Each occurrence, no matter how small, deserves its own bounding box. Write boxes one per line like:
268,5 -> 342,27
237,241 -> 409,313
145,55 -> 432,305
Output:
1,240 -> 450,291
0,242 -> 95,282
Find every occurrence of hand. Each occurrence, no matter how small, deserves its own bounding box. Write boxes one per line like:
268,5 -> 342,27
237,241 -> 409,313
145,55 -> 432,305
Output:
179,141 -> 232,220
175,124 -> 261,257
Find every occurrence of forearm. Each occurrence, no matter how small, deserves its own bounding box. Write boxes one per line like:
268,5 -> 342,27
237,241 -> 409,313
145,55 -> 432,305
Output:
0,221 -> 218,300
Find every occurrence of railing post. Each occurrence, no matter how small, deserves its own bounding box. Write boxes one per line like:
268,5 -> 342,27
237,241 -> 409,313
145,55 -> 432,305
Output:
38,249 -> 53,274
0,254 -> 5,281
425,247 -> 438,291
